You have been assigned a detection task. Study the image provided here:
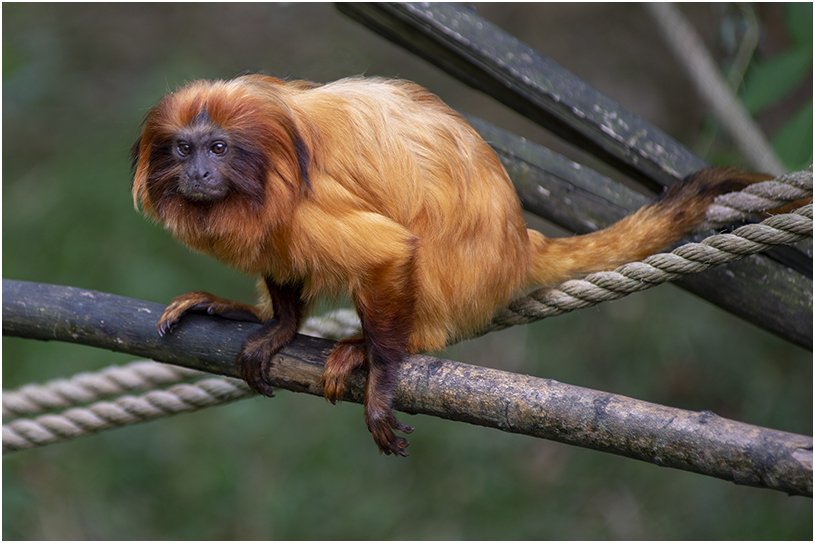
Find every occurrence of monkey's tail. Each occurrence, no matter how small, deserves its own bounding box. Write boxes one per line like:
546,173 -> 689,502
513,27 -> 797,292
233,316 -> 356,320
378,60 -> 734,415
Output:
525,167 -> 773,287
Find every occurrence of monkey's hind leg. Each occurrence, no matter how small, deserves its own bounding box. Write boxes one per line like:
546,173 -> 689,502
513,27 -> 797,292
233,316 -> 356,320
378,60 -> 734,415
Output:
355,278 -> 417,456
236,278 -> 305,397
322,333 -> 414,456
157,291 -> 263,336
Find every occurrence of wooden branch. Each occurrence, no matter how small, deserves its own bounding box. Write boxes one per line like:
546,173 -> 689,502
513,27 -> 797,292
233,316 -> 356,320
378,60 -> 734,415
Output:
3,279 -> 812,497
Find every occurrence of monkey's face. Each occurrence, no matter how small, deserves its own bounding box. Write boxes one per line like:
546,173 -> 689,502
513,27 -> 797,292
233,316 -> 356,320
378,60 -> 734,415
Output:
172,117 -> 233,203
133,106 -> 271,220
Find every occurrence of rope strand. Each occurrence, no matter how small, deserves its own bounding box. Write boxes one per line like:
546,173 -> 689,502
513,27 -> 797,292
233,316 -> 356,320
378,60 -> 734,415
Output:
3,378 -> 253,453
483,203 -> 811,335
2,361 -> 204,419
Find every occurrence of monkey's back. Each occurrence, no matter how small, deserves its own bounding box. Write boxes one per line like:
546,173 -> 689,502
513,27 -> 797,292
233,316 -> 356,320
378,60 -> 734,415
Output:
290,78 -> 533,350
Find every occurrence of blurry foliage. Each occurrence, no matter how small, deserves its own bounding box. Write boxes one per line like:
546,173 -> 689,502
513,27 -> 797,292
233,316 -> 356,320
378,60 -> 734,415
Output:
2,3 -> 812,540
739,3 -> 813,169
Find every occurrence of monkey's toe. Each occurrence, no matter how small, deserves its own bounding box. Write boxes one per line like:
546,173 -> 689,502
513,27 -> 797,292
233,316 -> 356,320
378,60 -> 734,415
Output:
322,336 -> 366,404
156,316 -> 178,337
157,291 -> 263,337
321,373 -> 346,404
242,370 -> 276,397
367,412 -> 413,457
201,302 -> 261,323
236,350 -> 276,398
248,379 -> 276,398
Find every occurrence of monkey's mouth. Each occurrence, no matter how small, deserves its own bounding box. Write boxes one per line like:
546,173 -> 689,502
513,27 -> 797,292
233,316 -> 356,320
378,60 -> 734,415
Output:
177,181 -> 229,202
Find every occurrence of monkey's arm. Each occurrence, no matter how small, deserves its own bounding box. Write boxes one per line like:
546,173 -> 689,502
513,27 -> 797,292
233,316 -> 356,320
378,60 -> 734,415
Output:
237,278 -> 305,397
157,281 -> 305,398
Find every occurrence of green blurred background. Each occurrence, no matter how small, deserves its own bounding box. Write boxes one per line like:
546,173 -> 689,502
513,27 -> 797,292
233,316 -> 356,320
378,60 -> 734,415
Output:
3,3 -> 812,539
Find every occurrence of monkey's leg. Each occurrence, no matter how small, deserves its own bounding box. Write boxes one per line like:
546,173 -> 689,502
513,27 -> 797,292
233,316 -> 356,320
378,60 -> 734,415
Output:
355,263 -> 417,457
322,334 -> 366,404
236,277 -> 305,397
157,291 -> 263,336
363,342 -> 414,457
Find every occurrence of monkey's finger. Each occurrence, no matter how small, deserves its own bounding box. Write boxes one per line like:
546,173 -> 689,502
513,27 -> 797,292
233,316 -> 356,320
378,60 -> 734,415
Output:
390,417 -> 414,435
202,304 -> 262,323
236,347 -> 277,398
156,315 -> 181,337
384,435 -> 410,457
238,362 -> 276,398
321,376 -> 345,405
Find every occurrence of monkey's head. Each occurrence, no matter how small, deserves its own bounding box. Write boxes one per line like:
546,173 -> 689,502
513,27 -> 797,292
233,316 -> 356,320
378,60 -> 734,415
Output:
131,76 -> 312,265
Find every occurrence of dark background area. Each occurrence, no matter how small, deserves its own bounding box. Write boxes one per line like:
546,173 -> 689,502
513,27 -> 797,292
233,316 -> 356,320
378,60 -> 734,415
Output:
3,3 -> 812,539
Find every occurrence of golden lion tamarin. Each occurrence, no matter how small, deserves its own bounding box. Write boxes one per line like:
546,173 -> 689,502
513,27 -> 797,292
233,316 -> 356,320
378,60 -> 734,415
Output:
131,74 -> 770,456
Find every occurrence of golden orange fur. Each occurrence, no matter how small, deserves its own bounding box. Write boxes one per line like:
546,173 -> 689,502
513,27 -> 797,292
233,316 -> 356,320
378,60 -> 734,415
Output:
132,74 -> 770,455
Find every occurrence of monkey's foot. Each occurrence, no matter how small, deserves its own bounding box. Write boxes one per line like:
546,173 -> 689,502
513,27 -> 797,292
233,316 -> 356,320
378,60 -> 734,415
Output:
366,409 -> 414,457
236,345 -> 276,398
157,291 -> 262,336
321,336 -> 366,404
235,320 -> 301,398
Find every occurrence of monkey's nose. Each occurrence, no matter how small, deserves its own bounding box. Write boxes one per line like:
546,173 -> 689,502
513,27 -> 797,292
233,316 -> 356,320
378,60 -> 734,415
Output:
187,169 -> 211,182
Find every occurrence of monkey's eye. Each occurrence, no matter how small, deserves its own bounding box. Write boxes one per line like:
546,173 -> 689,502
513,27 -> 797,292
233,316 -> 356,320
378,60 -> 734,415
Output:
211,141 -> 227,155
177,142 -> 191,156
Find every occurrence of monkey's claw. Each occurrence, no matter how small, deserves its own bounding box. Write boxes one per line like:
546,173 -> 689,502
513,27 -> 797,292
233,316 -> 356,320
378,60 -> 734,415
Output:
321,373 -> 345,405
236,350 -> 276,397
157,310 -> 184,337
367,412 -> 414,457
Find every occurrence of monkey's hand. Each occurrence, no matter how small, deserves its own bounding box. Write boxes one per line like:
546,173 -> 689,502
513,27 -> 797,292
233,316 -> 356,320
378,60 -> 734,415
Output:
157,291 -> 263,336
236,319 -> 302,398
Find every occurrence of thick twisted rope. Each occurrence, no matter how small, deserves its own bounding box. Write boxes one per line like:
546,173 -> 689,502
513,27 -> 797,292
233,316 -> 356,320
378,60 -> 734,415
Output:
3,377 -> 254,453
4,169 -> 811,453
486,205 -> 811,331
3,310 -> 360,453
704,167 -> 812,226
483,166 -> 812,334
2,361 -> 204,419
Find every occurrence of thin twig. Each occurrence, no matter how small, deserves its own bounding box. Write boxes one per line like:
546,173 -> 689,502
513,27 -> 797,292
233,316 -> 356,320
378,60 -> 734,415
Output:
645,3 -> 786,175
